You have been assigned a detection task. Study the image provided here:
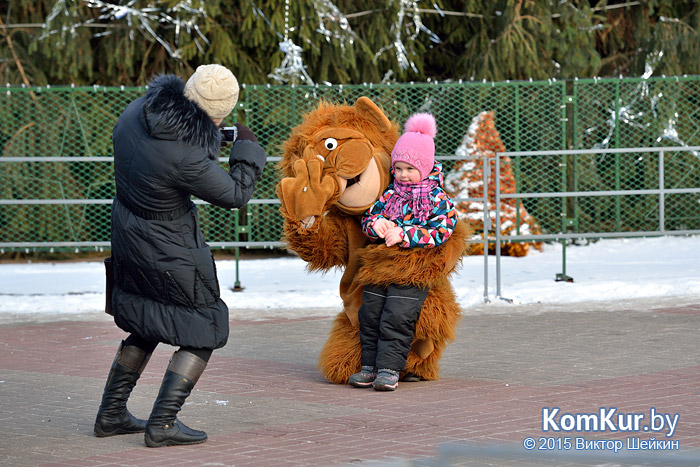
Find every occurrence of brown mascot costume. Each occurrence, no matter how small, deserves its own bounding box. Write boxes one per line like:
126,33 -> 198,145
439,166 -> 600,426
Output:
277,97 -> 470,384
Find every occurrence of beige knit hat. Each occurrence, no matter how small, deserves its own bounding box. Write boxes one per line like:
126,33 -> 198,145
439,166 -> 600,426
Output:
184,64 -> 239,119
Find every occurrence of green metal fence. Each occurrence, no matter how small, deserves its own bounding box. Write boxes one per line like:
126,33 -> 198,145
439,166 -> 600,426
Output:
2,77 -> 700,252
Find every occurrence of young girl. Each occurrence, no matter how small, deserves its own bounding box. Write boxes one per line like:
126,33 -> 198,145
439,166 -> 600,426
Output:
350,113 -> 457,391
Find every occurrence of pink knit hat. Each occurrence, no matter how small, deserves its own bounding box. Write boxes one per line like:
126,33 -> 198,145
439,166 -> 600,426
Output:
391,113 -> 437,180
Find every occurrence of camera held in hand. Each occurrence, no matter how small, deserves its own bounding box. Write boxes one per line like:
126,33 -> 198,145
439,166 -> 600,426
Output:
220,126 -> 238,145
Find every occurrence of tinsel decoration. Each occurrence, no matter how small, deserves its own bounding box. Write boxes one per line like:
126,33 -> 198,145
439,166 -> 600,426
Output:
260,0 -> 315,85
268,38 -> 315,85
312,0 -> 357,49
41,1 -> 441,85
374,0 -> 440,78
592,50 -> 697,157
42,0 -> 210,59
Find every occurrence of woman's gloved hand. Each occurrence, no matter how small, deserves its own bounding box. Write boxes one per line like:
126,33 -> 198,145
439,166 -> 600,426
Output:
229,122 -> 265,181
234,123 -> 257,142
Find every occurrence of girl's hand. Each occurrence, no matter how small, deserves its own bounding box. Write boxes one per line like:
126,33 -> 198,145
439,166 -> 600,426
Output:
373,218 -> 396,238
384,227 -> 404,247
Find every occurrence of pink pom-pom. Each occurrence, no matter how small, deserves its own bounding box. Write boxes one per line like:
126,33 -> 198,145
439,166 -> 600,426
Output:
404,113 -> 437,138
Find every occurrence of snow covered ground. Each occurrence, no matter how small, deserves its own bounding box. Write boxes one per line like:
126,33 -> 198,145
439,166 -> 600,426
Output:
0,236 -> 699,323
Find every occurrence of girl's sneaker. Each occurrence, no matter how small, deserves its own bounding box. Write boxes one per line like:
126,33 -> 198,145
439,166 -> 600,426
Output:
373,369 -> 399,391
348,366 -> 377,388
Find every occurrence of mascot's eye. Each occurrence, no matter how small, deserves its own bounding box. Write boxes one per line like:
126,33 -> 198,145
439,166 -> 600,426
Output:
324,138 -> 338,151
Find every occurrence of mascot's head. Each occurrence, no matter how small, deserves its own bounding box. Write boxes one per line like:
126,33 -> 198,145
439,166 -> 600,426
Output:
280,97 -> 399,216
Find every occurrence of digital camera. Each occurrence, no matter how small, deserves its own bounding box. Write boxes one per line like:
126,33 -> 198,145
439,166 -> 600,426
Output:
220,126 -> 237,144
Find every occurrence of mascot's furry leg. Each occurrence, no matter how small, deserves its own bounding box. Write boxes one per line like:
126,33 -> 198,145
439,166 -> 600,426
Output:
405,278 -> 461,380
404,278 -> 461,380
318,312 -> 362,384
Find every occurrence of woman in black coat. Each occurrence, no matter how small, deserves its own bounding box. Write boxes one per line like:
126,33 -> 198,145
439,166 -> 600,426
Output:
94,65 -> 266,447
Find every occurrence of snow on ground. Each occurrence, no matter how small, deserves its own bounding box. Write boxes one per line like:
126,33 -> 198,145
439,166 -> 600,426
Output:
0,236 -> 699,322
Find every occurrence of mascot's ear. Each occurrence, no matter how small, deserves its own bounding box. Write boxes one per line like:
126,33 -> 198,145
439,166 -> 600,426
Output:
355,96 -> 392,132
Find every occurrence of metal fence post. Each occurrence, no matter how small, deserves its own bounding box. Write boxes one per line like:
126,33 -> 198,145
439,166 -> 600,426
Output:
614,80 -> 622,231
482,153 -> 490,303
232,211 -> 243,292
495,152 -> 502,299
659,150 -> 665,233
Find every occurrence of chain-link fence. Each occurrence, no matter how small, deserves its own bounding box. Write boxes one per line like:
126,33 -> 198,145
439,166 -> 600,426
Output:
2,77 -> 700,252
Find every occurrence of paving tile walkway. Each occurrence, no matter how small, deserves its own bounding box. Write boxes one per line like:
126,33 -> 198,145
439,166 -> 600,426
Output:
1,299 -> 699,466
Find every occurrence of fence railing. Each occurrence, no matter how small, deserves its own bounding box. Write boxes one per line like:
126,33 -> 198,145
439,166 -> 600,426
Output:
2,149 -> 699,303
3,77 -> 700,253
2,79 -> 700,301
493,146 -> 700,300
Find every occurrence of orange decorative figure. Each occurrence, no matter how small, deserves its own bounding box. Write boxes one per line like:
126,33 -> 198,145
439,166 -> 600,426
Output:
445,111 -> 543,257
277,97 -> 470,384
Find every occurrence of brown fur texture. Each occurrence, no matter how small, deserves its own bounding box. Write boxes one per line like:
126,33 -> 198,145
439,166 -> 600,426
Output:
317,313 -> 362,384
277,97 -> 471,384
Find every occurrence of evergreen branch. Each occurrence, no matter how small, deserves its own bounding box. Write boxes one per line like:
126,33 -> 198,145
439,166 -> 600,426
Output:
0,15 -> 32,89
0,2 -> 646,30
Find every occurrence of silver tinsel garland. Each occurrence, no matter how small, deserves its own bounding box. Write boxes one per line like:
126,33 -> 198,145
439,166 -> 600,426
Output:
41,0 -> 440,85
42,0 -> 210,59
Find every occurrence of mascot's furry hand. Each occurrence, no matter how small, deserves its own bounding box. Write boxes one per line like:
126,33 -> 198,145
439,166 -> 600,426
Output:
277,158 -> 338,225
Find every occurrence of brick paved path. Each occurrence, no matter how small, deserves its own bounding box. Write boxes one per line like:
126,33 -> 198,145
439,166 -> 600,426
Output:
1,299 -> 699,466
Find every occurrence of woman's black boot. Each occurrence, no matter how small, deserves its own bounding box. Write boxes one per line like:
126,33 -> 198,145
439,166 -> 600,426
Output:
144,350 -> 208,447
94,341 -> 151,437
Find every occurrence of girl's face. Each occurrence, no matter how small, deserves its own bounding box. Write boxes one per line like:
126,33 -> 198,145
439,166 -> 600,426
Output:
393,161 -> 421,183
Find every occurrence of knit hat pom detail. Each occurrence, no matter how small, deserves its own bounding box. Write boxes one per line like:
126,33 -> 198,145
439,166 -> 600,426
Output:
404,113 -> 437,138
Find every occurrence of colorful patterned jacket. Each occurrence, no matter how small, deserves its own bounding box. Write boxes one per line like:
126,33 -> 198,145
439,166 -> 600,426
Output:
361,162 -> 457,248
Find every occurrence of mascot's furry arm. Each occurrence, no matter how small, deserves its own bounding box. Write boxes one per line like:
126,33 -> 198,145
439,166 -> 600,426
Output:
281,208 -> 352,272
355,226 -> 469,288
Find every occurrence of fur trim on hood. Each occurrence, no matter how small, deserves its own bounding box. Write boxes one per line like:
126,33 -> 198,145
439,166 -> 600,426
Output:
143,74 -> 222,159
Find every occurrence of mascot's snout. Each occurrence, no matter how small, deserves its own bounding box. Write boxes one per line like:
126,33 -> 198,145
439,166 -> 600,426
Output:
304,128 -> 383,211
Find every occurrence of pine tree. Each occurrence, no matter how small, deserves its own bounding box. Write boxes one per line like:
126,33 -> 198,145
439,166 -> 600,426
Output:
2,1 -> 700,85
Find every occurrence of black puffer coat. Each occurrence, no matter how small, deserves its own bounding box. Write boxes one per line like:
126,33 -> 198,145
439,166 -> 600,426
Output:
110,74 -> 265,350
